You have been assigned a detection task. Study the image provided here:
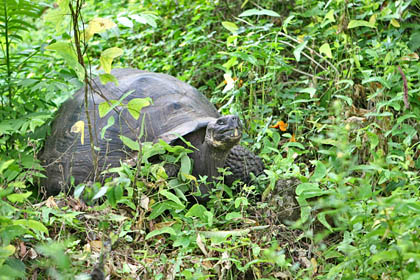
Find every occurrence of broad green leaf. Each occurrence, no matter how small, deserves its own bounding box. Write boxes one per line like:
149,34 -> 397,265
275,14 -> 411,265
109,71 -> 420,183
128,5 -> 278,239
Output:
145,226 -> 176,240
180,154 -> 192,176
99,73 -> 118,85
222,21 -> 238,34
129,14 -> 157,28
117,16 -> 133,28
74,184 -> 85,199
0,160 -> 14,174
70,121 -> 85,145
319,43 -> 332,59
371,250 -> 398,263
296,196 -> 310,222
311,161 -> 327,182
92,186 -> 108,200
186,204 -> 208,220
100,47 -> 123,74
7,192 -> 32,203
293,40 -> 308,62
85,18 -> 116,41
317,212 -> 333,231
98,100 -> 118,118
101,116 -> 115,140
348,20 -> 375,29
120,136 -> 139,151
324,10 -> 335,22
297,87 -> 316,96
239,9 -> 280,17
160,190 -> 185,209
13,219 -> 48,234
127,98 -> 151,120
226,212 -> 242,220
366,131 -> 379,150
46,42 -> 85,80
0,245 -> 15,259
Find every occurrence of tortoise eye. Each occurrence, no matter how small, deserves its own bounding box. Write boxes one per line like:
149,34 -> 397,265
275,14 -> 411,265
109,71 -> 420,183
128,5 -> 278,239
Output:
217,119 -> 225,125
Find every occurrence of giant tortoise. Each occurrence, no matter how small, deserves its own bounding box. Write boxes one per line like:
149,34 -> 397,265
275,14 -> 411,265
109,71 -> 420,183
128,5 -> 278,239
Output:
41,68 -> 263,200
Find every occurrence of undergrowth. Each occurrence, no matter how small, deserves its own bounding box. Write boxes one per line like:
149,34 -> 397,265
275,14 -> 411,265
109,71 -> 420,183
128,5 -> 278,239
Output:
0,0 -> 419,279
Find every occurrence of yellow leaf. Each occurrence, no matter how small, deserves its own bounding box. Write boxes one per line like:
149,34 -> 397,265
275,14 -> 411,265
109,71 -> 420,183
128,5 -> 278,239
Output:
319,43 -> 333,59
390,19 -> 400,28
324,10 -> 335,22
100,47 -> 123,73
369,14 -> 377,26
71,121 -> 85,145
85,18 -> 116,41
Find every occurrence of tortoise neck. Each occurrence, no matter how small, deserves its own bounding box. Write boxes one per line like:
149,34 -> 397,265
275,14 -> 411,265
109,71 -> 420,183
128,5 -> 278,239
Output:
192,142 -> 229,179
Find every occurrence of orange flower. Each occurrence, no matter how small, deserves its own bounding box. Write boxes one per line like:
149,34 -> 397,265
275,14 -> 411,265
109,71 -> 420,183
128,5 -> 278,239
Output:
270,120 -> 288,131
290,133 -> 296,142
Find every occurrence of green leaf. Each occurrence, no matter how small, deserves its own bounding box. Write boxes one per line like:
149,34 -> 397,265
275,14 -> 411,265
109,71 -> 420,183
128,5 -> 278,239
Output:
145,226 -> 176,240
239,9 -> 280,17
324,10 -> 335,22
127,98 -> 151,120
366,131 -> 379,150
129,14 -> 158,28
73,184 -> 85,199
0,160 -> 14,174
99,73 -> 118,85
92,186 -> 108,200
101,116 -> 115,140
222,21 -> 238,34
159,190 -> 185,209
0,245 -> 15,260
293,40 -> 308,62
180,155 -> 191,176
296,183 -> 323,198
100,47 -> 123,74
117,16 -> 133,28
310,161 -> 327,182
13,220 -> 48,234
186,204 -> 208,220
319,43 -> 332,59
348,20 -> 375,29
226,212 -> 242,220
7,192 -> 32,203
317,212 -> 333,231
46,42 -> 85,80
120,135 -> 140,151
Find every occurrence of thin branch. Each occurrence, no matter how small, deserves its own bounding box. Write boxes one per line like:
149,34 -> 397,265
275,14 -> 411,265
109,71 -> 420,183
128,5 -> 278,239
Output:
278,31 -> 339,75
278,39 -> 328,72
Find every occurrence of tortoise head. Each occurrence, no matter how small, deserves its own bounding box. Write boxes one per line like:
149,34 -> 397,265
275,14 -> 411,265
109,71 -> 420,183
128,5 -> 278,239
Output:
205,115 -> 242,151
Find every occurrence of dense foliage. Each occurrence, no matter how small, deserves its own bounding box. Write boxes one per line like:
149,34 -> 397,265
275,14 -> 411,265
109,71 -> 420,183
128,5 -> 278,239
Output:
1,0 -> 420,279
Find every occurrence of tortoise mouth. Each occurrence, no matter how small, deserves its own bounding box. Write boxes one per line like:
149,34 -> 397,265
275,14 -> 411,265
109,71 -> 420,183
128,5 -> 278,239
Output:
208,128 -> 242,150
219,128 -> 242,140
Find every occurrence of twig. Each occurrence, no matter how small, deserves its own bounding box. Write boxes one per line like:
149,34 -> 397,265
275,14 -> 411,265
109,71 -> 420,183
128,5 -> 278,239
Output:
289,67 -> 328,80
278,31 -> 339,75
278,40 -> 328,71
397,65 -> 410,109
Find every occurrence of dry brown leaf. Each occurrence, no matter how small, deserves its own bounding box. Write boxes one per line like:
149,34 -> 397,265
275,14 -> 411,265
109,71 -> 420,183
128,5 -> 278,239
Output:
45,196 -> 58,208
140,195 -> 150,211
196,234 -> 208,256
89,240 -> 103,252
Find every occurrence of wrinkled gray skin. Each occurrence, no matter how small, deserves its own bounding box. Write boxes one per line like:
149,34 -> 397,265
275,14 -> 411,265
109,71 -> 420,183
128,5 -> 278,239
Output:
41,68 -> 263,201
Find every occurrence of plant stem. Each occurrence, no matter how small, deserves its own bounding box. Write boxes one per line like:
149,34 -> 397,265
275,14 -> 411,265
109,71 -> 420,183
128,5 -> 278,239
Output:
3,0 -> 12,108
69,0 -> 99,181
